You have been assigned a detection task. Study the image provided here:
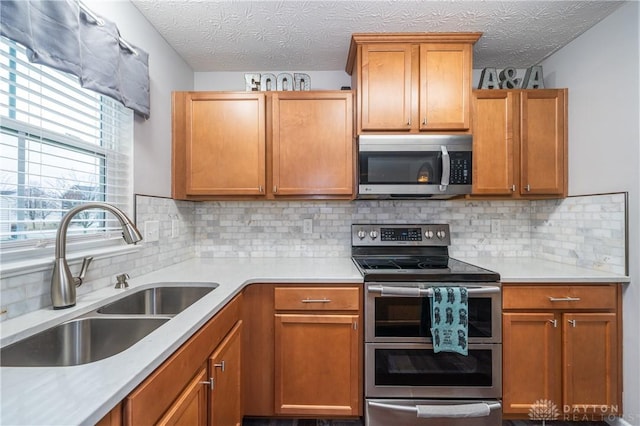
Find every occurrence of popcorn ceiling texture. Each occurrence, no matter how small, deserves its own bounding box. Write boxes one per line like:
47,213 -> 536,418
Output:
131,0 -> 623,71
0,193 -> 626,320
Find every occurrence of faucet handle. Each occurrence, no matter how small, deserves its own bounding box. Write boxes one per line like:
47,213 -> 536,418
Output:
115,273 -> 130,289
73,256 -> 94,287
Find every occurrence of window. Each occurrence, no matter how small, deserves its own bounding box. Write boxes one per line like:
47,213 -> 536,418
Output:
0,36 -> 133,258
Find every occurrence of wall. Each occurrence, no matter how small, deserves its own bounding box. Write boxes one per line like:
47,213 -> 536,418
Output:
540,2 -> 640,424
84,0 -> 194,198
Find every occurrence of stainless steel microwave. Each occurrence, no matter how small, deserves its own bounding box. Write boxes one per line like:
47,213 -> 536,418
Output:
357,135 -> 472,199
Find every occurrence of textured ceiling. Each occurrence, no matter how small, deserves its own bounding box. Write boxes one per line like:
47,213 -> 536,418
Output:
131,0 -> 624,72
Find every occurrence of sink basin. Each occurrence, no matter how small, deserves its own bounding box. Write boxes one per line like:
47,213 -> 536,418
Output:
0,317 -> 168,367
97,284 -> 218,315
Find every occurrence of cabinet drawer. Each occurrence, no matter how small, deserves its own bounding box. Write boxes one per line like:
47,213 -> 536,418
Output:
503,285 -> 617,310
275,287 -> 360,311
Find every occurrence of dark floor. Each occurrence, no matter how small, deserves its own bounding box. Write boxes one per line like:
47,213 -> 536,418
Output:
243,418 -> 609,426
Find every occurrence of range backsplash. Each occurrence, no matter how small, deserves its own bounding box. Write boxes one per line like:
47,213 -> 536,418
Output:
0,193 -> 626,320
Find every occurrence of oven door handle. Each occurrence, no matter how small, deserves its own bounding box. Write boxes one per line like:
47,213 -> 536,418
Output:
368,400 -> 501,418
367,284 -> 501,297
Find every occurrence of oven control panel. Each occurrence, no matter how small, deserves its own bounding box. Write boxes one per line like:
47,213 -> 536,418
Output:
352,224 -> 451,246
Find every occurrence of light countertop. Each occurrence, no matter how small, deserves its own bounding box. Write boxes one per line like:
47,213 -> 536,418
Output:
0,256 -> 629,425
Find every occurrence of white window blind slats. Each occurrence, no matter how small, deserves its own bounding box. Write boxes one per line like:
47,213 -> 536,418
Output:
0,35 -> 133,254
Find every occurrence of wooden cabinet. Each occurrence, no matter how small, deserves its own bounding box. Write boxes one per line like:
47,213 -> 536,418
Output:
243,284 -> 363,418
271,92 -> 353,197
502,284 -> 622,419
173,92 -> 266,198
274,286 -> 362,416
346,33 -> 481,133
472,89 -> 567,198
123,294 -> 242,426
209,321 -> 243,426
173,91 -> 354,200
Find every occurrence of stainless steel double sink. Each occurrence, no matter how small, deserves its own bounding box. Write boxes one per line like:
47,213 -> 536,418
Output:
0,283 -> 219,367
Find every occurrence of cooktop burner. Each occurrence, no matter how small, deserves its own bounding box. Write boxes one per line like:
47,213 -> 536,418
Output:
351,224 -> 500,283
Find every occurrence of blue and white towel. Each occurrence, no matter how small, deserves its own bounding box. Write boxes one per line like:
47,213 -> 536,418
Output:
430,286 -> 469,355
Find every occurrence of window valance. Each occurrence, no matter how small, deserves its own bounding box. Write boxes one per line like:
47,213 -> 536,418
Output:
1,0 -> 150,118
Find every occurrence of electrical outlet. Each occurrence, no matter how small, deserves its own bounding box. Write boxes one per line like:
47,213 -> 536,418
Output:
144,220 -> 159,242
490,219 -> 501,234
303,218 -> 313,234
171,219 -> 179,238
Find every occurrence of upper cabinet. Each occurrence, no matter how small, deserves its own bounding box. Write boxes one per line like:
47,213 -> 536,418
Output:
346,33 -> 481,134
472,89 -> 568,199
172,91 -> 354,201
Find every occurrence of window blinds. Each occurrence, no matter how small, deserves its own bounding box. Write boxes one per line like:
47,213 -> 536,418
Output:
0,36 -> 133,251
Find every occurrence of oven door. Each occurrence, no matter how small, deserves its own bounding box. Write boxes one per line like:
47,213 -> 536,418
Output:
365,343 -> 502,399
365,399 -> 502,426
365,283 -> 501,344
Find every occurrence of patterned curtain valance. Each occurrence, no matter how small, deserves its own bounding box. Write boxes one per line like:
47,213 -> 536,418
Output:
1,0 -> 150,118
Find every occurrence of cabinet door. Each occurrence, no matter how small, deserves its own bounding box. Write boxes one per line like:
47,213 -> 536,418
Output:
272,92 -> 353,196
185,92 -> 266,196
210,321 -> 243,426
157,367 -> 208,426
419,43 -> 472,130
520,89 -> 566,196
472,90 -> 518,195
563,313 -> 618,413
274,313 -> 360,416
360,44 -> 413,131
502,312 -> 561,416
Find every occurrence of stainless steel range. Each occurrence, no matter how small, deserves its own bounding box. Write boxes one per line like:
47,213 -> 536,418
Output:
351,224 -> 502,426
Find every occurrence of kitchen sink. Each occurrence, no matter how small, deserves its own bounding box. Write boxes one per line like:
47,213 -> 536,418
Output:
0,282 -> 219,367
0,317 -> 169,367
97,283 -> 218,315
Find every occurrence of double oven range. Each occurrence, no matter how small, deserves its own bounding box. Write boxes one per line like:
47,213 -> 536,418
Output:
351,224 -> 502,426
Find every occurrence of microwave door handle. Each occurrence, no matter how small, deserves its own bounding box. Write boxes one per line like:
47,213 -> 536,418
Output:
439,146 -> 450,192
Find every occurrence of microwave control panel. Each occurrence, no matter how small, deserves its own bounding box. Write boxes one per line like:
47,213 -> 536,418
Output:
449,152 -> 472,184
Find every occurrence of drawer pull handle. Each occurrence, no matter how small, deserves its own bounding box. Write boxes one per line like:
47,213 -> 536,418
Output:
548,297 -> 581,302
200,378 -> 214,390
213,361 -> 225,372
568,319 -> 577,327
548,319 -> 557,328
301,298 -> 331,303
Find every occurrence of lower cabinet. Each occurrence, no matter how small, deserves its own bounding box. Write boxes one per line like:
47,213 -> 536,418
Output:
274,286 -> 362,416
502,284 -> 621,419
122,294 -> 242,426
243,284 -> 363,418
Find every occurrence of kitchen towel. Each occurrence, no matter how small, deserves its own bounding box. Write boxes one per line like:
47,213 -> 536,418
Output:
430,286 -> 468,355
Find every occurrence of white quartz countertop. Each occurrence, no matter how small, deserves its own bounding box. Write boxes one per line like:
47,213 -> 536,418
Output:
459,257 -> 629,284
0,257 -> 363,426
0,256 -> 629,425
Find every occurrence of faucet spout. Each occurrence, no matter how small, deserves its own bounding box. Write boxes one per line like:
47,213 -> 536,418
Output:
51,202 -> 142,309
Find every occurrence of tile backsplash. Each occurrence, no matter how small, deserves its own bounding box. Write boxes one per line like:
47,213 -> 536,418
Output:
0,193 -> 626,320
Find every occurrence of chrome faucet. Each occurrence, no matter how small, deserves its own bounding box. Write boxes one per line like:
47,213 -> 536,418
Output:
51,202 -> 143,309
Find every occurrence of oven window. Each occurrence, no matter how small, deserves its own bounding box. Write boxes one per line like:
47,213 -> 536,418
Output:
374,297 -> 493,338
374,348 -> 493,387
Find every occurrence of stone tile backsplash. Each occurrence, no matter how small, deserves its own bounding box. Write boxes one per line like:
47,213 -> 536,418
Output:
0,193 -> 626,320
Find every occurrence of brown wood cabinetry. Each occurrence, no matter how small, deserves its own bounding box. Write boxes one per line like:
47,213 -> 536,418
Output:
243,284 -> 363,418
502,284 -> 622,419
172,91 -> 353,200
472,89 -> 567,198
123,294 -> 242,426
274,286 -> 362,416
346,33 -> 481,134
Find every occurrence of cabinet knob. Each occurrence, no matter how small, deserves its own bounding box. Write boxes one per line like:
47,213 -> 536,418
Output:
214,361 -> 226,372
